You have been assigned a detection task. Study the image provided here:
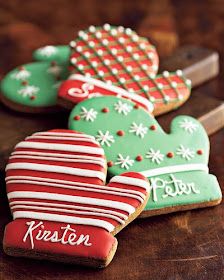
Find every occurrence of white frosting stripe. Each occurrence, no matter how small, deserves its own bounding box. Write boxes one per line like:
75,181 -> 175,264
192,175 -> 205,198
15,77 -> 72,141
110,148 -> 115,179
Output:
10,155 -> 105,167
15,141 -> 104,155
110,175 -> 150,192
32,131 -> 95,139
6,163 -> 106,181
11,205 -> 125,224
69,74 -> 154,112
8,191 -> 136,215
7,179 -> 145,203
9,200 -> 128,220
26,135 -> 98,144
13,211 -> 115,232
141,164 -> 209,178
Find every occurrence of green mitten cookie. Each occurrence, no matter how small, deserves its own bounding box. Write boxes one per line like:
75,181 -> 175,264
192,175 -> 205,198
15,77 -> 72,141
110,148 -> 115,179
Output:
0,61 -> 69,113
69,96 -> 222,217
33,45 -> 70,64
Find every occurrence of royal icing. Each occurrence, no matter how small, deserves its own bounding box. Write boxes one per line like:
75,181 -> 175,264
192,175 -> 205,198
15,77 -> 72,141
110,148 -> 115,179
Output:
69,96 -> 222,215
33,45 -> 70,64
4,129 -> 150,266
0,61 -> 69,111
58,24 -> 191,115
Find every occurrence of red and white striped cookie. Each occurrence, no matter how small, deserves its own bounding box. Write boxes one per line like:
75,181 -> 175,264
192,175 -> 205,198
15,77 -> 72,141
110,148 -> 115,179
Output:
4,129 -> 150,268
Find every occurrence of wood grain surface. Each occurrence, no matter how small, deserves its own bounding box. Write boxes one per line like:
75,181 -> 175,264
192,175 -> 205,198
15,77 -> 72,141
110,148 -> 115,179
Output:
0,1 -> 223,279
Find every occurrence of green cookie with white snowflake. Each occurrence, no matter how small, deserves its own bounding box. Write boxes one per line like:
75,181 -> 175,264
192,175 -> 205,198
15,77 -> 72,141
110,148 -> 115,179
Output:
69,96 -> 222,217
0,61 -> 69,113
33,45 -> 70,64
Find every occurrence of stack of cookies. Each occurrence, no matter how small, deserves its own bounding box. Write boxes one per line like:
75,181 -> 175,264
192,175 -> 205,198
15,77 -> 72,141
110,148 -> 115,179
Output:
0,24 -> 222,268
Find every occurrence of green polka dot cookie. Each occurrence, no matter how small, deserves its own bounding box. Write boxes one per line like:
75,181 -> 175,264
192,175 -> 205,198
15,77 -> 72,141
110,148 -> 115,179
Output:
69,96 -> 222,217
0,61 -> 69,113
33,45 -> 70,64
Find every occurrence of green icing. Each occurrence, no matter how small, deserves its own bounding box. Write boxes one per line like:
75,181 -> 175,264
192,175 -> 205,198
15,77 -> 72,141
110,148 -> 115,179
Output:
1,61 -> 69,107
68,96 -> 222,211
33,45 -> 70,64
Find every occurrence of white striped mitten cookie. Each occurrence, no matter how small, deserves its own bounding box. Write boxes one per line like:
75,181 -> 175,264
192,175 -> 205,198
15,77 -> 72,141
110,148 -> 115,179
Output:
4,129 -> 150,268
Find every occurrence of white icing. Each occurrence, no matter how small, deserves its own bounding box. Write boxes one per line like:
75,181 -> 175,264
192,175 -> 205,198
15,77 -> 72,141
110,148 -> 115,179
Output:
7,179 -> 145,202
145,148 -> 164,165
129,122 -> 148,139
67,82 -> 94,98
9,200 -> 128,220
179,118 -> 199,134
110,176 -> 149,191
8,191 -> 136,215
141,164 -> 209,178
23,221 -> 92,249
32,131 -> 95,139
6,163 -> 106,181
115,154 -> 134,170
80,107 -> 98,122
11,205 -> 125,224
114,100 -> 132,115
25,135 -> 98,144
150,174 -> 200,202
18,85 -> 39,97
176,145 -> 195,161
69,74 -> 154,113
95,130 -> 115,147
15,141 -> 105,155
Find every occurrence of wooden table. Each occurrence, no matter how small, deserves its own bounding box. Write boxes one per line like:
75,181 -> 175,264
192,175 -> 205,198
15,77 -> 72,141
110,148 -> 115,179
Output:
0,1 -> 223,279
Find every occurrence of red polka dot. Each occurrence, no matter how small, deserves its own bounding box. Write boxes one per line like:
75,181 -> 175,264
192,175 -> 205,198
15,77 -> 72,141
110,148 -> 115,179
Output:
167,152 -> 174,158
102,107 -> 109,113
107,161 -> 113,167
197,150 -> 203,155
21,81 -> 28,86
136,155 -> 143,161
74,115 -> 80,121
117,130 -> 125,136
150,125 -> 156,130
30,96 -> 36,100
51,61 -> 57,66
134,104 -> 139,109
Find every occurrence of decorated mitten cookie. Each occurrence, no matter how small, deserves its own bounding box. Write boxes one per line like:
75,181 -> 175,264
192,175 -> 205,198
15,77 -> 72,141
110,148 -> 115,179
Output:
58,24 -> 191,115
69,96 -> 222,217
0,61 -> 69,113
4,129 -> 150,267
33,45 -> 70,64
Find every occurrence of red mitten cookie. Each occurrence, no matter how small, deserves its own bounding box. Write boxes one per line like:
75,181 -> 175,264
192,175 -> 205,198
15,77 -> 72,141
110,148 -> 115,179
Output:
4,129 -> 150,268
58,24 -> 191,115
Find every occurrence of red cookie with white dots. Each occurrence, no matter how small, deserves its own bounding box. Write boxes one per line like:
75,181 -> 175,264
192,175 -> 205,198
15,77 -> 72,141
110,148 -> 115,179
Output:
58,24 -> 191,115
4,129 -> 150,267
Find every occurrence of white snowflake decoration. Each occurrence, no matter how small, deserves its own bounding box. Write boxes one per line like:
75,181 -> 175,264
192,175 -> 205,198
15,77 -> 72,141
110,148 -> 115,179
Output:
146,148 -> 164,164
114,100 -> 132,115
115,154 -> 134,170
95,130 -> 115,147
179,118 -> 198,134
38,46 -> 57,57
47,65 -> 62,76
18,85 -> 39,98
129,122 -> 148,138
176,145 -> 195,160
80,107 -> 98,122
11,69 -> 31,80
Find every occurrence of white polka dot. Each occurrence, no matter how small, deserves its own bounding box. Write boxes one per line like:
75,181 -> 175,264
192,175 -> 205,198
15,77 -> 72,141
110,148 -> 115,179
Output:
178,94 -> 184,100
111,29 -> 117,36
103,39 -> 109,46
99,70 -> 104,77
78,64 -> 84,70
126,46 -> 132,52
76,46 -> 82,52
149,73 -> 156,79
171,81 -> 177,88
125,28 -> 132,35
133,53 -> 139,60
70,41 -> 76,48
120,77 -> 126,84
147,52 -> 154,59
104,23 -> 111,31
163,71 -> 170,78
118,26 -> 124,32
112,68 -> 118,75
118,56 -> 124,62
143,85 -> 149,91
134,75 -> 140,81
152,65 -> 158,71
96,32 -> 102,39
157,83 -> 163,90
71,57 -> 77,64
89,41 -> 95,48
150,96 -> 155,102
89,25 -> 96,33
119,37 -> 125,44
105,59 -> 110,66
84,52 -> 90,58
106,80 -> 112,85
97,49 -> 103,56
176,69 -> 183,76
129,88 -> 134,93
132,35 -> 139,42
140,43 -> 146,50
85,73 -> 91,78
92,61 -> 98,67
78,30 -> 84,38
127,66 -> 132,72
111,48 -> 117,55
142,64 -> 148,70
164,96 -> 170,102
186,79 -> 192,86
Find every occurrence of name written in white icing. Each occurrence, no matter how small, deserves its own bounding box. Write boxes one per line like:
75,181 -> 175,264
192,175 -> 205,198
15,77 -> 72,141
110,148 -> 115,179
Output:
150,174 -> 200,202
23,221 -> 92,249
